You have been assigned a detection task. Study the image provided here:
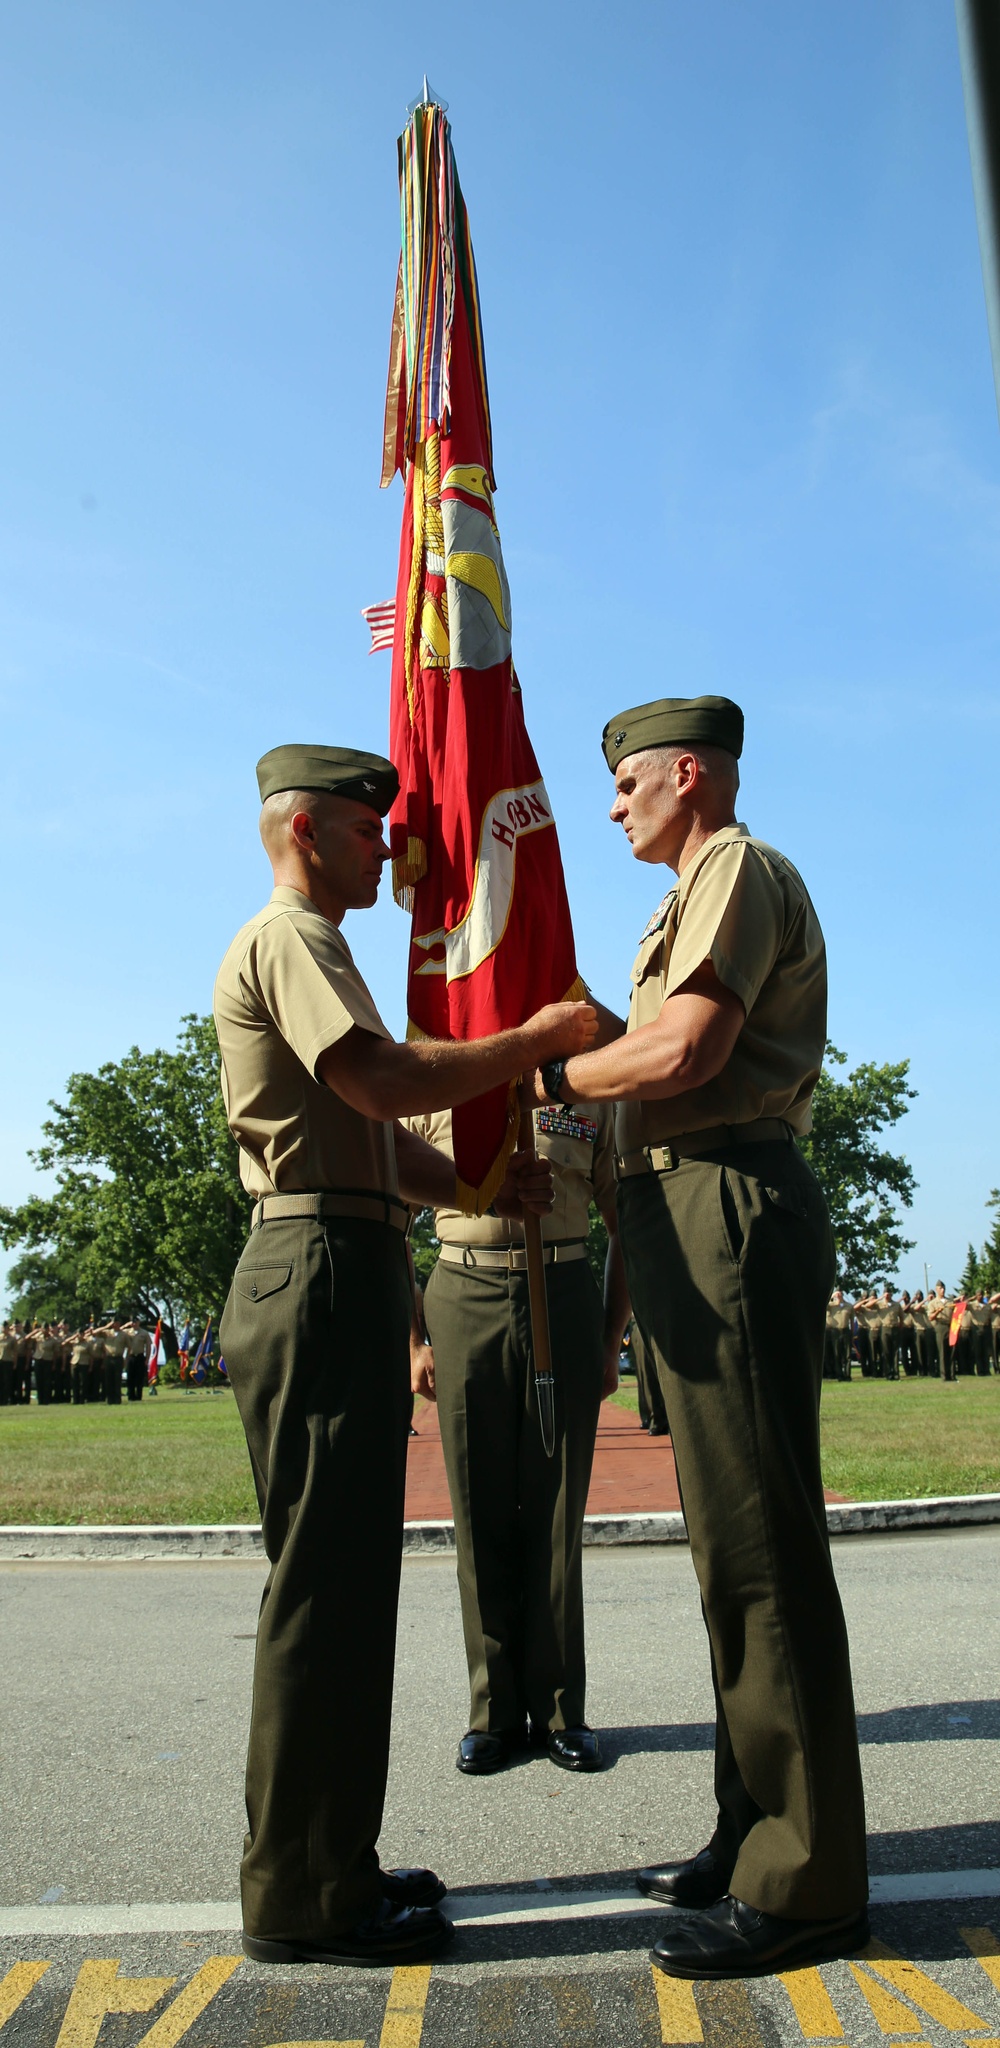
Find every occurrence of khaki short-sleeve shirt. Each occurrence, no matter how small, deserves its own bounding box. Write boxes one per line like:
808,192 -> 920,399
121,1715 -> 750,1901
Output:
405,1103 -> 616,1247
616,823 -> 827,1155
214,885 -> 398,1199
926,1294 -> 954,1326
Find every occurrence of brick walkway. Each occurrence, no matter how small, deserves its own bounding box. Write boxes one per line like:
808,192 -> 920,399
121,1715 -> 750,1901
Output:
405,1397 -> 681,1521
404,1395 -> 844,1521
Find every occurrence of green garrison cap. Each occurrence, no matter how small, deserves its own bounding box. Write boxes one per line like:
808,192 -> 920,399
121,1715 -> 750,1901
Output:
256,744 -> 399,816
602,695 -> 744,771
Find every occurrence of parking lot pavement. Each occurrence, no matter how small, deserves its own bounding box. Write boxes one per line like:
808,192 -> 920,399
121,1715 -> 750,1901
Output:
0,1529 -> 997,2043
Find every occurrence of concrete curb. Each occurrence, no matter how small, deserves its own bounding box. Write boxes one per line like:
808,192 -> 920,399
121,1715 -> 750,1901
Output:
0,1494 -> 997,1559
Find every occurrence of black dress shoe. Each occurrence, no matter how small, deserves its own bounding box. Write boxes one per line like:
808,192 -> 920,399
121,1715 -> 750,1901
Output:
545,1725 -> 603,1772
243,1897 -> 454,1967
636,1845 -> 733,1909
456,1729 -> 519,1774
650,1894 -> 870,1979
381,1865 -> 446,1907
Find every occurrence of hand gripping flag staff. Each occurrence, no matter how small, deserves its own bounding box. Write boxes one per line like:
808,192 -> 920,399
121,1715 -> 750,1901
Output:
372,85 -> 585,1455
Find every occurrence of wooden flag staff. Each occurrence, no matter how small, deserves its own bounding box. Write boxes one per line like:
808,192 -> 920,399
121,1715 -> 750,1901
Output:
518,1092 -> 557,1458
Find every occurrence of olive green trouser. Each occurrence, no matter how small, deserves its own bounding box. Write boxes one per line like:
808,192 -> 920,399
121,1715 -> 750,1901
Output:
632,1319 -> 669,1429
824,1327 -> 852,1381
424,1256 -> 604,1735
617,1137 -> 868,1922
220,1212 -> 411,1941
899,1326 -> 919,1377
933,1320 -> 955,1380
878,1325 -> 901,1379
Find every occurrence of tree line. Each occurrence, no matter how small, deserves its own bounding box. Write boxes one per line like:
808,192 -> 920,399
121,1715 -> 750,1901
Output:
0,1016 -> 959,1330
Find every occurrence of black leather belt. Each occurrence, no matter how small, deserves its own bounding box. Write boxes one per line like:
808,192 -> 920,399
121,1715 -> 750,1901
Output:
615,1117 -> 792,1178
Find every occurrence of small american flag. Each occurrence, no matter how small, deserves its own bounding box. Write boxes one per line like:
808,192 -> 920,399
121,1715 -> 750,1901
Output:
361,600 -> 396,653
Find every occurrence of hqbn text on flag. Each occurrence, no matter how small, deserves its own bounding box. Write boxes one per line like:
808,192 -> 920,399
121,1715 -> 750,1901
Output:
412,779 -> 553,982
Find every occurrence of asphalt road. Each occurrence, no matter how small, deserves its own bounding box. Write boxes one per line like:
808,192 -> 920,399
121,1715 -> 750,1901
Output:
1,1530 -> 998,2046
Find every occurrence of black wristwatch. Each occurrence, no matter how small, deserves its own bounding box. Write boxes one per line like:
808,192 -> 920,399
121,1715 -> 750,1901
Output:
541,1057 -> 568,1104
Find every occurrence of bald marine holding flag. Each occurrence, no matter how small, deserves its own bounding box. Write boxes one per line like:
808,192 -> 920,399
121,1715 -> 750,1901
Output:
214,740 -> 596,1971
530,694 -> 870,1979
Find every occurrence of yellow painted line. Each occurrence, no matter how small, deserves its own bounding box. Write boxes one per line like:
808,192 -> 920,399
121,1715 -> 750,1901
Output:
0,1961 -> 50,2029
135,1956 -> 243,2046
551,1976 -> 599,2037
963,1929 -> 1000,1993
380,1965 -> 433,2048
849,1963 -> 925,2034
651,1968 -> 703,2044
864,1950 -> 991,2030
777,1966 -> 844,2038
54,1961 -> 176,2048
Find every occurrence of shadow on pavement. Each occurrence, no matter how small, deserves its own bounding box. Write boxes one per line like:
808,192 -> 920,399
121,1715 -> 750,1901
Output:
598,1699 -> 1000,1763
868,1818 -> 1000,1871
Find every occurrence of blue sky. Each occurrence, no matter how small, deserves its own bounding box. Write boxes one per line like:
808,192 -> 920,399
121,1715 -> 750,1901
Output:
1,0 -> 998,1306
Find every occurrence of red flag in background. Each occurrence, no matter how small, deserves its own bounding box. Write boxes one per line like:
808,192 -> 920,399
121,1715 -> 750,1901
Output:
381,97 -> 583,1211
949,1299 -> 967,1347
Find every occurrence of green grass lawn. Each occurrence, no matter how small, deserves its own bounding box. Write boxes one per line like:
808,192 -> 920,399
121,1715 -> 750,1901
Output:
613,1373 -> 1000,1502
0,1390 -> 257,1524
0,1375 -> 997,1523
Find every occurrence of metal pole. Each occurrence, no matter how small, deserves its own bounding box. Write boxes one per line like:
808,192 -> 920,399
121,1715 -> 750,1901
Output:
955,0 -> 1000,423
518,1098 -> 556,1458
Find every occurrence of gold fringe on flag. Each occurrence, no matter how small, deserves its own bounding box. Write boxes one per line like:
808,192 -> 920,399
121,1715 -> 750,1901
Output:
392,836 -> 428,907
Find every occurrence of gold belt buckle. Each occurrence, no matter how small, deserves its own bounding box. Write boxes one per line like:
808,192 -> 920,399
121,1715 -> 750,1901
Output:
644,1143 -> 678,1173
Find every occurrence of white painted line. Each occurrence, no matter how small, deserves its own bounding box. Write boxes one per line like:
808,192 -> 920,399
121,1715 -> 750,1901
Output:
0,1902 -> 243,1937
0,1870 -> 997,1939
869,1869 -> 1000,1903
448,1888 -> 661,1927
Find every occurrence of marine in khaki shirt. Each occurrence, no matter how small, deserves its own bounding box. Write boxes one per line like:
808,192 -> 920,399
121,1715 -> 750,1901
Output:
615,822 -> 826,1160
408,1102 -> 616,1247
403,1101 -> 627,1775
213,741 -> 596,1971
215,885 -> 397,1201
926,1282 -> 957,1380
524,694 -> 868,1976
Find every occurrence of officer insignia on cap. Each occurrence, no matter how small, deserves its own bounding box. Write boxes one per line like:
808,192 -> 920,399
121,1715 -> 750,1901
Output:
363,780 -> 375,792
614,730 -> 626,746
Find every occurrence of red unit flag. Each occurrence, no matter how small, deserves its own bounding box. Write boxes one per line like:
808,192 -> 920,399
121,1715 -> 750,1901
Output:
381,99 -> 583,1211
